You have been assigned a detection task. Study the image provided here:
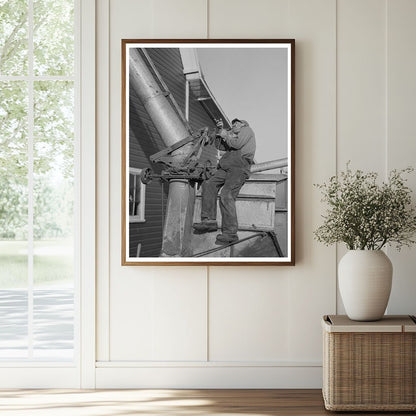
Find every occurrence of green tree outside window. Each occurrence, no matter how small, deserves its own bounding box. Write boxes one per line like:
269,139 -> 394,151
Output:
0,0 -> 75,288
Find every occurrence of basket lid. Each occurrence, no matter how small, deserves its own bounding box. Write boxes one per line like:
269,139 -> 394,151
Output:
322,315 -> 416,333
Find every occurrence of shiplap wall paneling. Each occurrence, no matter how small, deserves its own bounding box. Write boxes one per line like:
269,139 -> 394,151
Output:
208,267 -> 290,362
107,0 -> 209,362
386,0 -> 416,314
286,0 -> 337,361
150,0 -> 207,38
96,0 -> 110,362
337,0 -> 387,172
209,0 -> 289,37
208,0 -> 337,364
336,0 -> 388,313
94,0 -> 416,388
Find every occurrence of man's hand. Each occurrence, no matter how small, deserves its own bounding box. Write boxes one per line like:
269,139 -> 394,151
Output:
215,119 -> 224,129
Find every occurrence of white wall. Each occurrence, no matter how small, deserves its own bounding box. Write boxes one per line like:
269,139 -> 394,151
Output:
95,0 -> 416,388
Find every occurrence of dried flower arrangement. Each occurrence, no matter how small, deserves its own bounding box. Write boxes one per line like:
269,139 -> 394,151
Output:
314,164 -> 416,250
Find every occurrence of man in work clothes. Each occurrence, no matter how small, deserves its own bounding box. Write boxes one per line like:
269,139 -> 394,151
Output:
193,118 -> 256,245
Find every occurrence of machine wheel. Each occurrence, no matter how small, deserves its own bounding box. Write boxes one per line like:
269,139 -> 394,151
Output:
140,168 -> 153,184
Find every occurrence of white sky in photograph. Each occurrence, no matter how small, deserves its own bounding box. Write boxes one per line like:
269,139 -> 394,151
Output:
197,47 -> 288,164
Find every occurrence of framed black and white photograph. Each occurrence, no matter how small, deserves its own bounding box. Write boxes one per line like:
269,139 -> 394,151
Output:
122,39 -> 295,265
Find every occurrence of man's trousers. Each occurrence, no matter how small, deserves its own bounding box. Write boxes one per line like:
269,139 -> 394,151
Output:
201,152 -> 250,236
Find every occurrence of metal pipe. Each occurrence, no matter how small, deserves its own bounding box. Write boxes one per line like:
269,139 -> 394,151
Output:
129,48 -> 192,159
185,80 -> 189,121
161,179 -> 195,257
129,48 -> 195,256
250,157 -> 288,173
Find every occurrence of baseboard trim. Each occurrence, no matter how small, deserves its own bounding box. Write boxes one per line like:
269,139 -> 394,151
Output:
96,365 -> 323,388
96,360 -> 321,368
0,367 -> 80,388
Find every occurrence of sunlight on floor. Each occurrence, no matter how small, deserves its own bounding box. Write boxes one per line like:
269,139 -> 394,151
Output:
0,389 -> 271,416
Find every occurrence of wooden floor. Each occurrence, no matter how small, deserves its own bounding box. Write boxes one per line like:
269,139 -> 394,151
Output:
0,389 -> 413,415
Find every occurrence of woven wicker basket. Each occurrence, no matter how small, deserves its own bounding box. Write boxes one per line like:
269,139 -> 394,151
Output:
322,315 -> 416,411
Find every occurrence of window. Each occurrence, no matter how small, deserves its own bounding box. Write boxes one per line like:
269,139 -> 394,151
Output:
0,0 -> 77,361
129,168 -> 146,222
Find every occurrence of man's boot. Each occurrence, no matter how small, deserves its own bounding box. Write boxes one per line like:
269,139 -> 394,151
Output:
215,233 -> 239,245
193,220 -> 218,233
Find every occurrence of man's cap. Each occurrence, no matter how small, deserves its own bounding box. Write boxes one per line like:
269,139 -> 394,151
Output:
232,118 -> 249,126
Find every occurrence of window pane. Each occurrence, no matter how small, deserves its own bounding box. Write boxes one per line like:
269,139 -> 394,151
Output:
33,80 -> 74,359
129,173 -> 137,216
0,0 -> 28,76
33,80 -> 74,188
0,81 -> 28,359
129,171 -> 145,220
0,81 -> 28,251
33,288 -> 74,360
33,0 -> 74,76
0,289 -> 28,359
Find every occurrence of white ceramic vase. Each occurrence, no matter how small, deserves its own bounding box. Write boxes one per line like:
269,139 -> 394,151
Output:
338,250 -> 393,321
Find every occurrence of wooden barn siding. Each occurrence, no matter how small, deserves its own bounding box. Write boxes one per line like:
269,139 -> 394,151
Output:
129,80 -> 167,257
129,48 -> 221,257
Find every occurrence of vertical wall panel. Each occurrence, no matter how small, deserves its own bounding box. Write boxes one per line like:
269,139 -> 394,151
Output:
386,0 -> 416,314
336,0 -> 387,313
110,268 -> 207,360
337,0 -> 387,172
110,269 -> 155,360
209,0 -> 289,37
208,0 -> 337,365
107,0 -> 154,362
152,270 -> 207,360
209,267 -> 290,361
151,0 -> 207,38
96,0 -> 110,362
208,0 -> 295,363
106,0 -> 208,362
286,0 -> 337,361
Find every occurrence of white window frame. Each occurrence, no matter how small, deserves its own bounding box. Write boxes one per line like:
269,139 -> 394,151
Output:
129,167 -> 146,223
0,0 -> 96,389
0,0 -> 78,363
